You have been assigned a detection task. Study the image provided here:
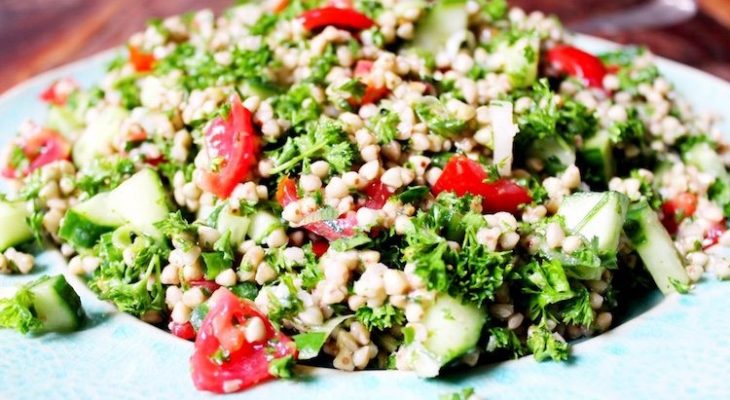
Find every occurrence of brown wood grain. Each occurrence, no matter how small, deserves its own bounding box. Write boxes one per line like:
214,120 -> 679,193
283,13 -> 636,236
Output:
0,0 -> 729,93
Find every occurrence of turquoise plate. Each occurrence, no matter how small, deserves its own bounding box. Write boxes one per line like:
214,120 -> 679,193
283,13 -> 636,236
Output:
1,35 -> 729,400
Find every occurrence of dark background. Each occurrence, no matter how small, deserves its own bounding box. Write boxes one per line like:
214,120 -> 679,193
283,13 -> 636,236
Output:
1,0 -> 729,92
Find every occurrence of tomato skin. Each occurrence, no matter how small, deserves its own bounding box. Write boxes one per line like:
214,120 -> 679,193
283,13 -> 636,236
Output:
191,289 -> 296,394
432,156 -> 531,214
2,127 -> 71,178
311,240 -> 330,257
170,321 -> 196,341
300,7 -> 374,31
277,177 -> 387,241
661,192 -> 698,234
352,60 -> 389,105
189,279 -> 222,294
199,95 -> 260,199
547,45 -> 608,88
306,211 -> 359,241
483,179 -> 534,215
362,180 -> 394,209
40,78 -> 78,106
276,176 -> 299,207
704,221 -> 727,249
271,0 -> 289,13
128,45 -> 155,72
432,155 -> 489,197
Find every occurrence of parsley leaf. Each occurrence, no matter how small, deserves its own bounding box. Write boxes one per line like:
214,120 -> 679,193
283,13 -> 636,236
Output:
355,304 -> 405,331
526,322 -> 569,362
76,157 -> 136,196
269,355 -> 296,379
0,285 -> 42,334
88,233 -> 167,316
370,108 -> 400,144
269,117 -> 356,175
487,327 -> 526,358
273,83 -> 323,129
414,97 -> 466,137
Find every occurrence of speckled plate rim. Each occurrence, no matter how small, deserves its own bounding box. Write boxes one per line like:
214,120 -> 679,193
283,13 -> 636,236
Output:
1,35 -> 729,400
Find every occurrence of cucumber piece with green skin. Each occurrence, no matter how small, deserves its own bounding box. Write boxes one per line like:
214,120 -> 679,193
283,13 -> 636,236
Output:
624,201 -> 689,294
558,191 -> 629,252
73,107 -> 128,167
106,169 -> 170,240
0,201 -> 32,251
402,294 -> 487,377
408,0 -> 468,55
59,192 -> 125,248
215,206 -> 251,246
27,275 -> 85,332
580,129 -> 614,184
247,210 -> 281,243
527,136 -> 576,174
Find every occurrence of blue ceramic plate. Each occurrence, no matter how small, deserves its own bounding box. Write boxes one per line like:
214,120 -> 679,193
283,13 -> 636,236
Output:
1,35 -> 729,400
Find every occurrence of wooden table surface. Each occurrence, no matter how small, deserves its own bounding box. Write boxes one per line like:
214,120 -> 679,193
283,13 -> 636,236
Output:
1,0 -> 729,94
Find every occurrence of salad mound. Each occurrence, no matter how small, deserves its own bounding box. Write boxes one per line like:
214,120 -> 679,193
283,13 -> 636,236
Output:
1,0 -> 729,394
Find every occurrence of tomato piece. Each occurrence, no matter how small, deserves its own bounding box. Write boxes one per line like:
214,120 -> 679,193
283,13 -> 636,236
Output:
432,155 -> 489,197
305,211 -> 358,241
354,60 -> 373,78
704,221 -> 727,249
660,192 -> 698,234
547,45 -> 608,89
199,95 -> 260,199
276,176 -> 299,207
300,6 -> 374,31
311,240 -> 330,257
2,126 -> 71,178
170,321 -> 197,341
362,180 -> 394,209
352,60 -> 389,105
270,0 -> 289,13
432,156 -> 531,214
191,289 -> 296,393
189,279 -> 222,293
328,0 -> 354,8
128,45 -> 155,73
361,85 -> 389,105
40,78 -> 78,106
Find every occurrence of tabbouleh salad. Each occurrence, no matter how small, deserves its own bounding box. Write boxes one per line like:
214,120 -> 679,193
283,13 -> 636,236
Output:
1,0 -> 729,394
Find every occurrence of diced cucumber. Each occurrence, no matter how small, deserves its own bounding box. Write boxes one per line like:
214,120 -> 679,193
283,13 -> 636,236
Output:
240,80 -> 281,100
580,130 -> 614,184
59,192 -> 125,248
558,191 -> 629,252
27,275 -> 85,332
215,206 -> 251,246
106,169 -> 169,239
624,201 -> 689,294
247,210 -> 280,243
73,107 -> 128,167
527,136 -> 576,174
683,141 -> 730,213
408,0 -> 468,55
47,105 -> 83,139
402,295 -> 486,377
501,33 -> 540,89
0,201 -> 32,251
683,141 -> 728,180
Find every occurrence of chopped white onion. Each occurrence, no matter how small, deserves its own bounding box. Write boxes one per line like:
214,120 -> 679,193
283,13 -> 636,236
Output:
489,100 -> 519,177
